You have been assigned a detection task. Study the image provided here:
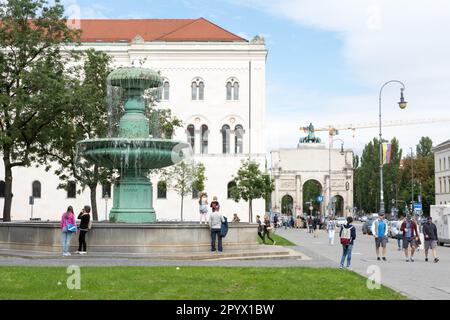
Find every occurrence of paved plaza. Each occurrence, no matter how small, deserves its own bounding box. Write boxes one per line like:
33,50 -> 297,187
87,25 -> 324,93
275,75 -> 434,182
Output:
0,222 -> 449,300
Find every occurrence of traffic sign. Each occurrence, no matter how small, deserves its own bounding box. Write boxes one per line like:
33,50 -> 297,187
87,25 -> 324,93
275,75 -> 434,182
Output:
316,195 -> 324,203
413,202 -> 422,212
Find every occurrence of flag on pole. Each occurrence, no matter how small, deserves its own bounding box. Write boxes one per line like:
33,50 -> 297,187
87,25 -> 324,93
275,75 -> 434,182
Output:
382,143 -> 392,165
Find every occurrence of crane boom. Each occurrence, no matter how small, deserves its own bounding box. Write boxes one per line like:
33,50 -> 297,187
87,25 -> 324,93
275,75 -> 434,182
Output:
300,118 -> 450,137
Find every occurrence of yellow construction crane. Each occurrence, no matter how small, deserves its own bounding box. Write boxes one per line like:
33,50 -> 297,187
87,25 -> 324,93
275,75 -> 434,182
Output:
301,118 -> 450,140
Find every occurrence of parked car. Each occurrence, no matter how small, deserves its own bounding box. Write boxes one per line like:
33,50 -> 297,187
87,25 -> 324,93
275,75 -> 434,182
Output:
336,217 -> 347,227
360,216 -> 368,222
362,218 -> 375,235
388,221 -> 400,238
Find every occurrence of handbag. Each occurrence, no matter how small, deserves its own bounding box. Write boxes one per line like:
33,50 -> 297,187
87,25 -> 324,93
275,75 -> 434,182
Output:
65,224 -> 77,233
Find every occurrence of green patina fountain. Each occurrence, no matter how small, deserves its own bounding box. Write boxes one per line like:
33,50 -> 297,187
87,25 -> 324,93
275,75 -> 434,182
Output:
77,67 -> 190,223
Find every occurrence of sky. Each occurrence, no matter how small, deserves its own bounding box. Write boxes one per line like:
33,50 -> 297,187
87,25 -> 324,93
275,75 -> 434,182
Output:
62,0 -> 450,156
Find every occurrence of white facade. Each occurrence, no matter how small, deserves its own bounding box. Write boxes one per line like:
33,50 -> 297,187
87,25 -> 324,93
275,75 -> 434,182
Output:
433,140 -> 450,205
0,36 -> 267,222
271,143 -> 354,217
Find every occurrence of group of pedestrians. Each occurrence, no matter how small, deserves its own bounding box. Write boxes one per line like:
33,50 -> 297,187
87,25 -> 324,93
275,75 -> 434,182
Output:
370,213 -> 439,263
60,205 -> 92,256
256,214 -> 276,245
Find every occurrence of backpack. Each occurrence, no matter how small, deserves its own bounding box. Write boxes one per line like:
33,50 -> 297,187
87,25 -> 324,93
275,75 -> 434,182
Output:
220,216 -> 229,238
340,225 -> 353,245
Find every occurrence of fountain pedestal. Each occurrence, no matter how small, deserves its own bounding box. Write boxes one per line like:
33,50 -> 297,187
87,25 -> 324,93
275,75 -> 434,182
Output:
110,171 -> 155,223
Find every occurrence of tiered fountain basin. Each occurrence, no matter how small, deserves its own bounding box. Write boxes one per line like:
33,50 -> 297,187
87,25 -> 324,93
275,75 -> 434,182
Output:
78,138 -> 189,170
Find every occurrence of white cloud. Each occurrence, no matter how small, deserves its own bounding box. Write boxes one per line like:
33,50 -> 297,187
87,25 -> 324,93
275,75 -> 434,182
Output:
231,0 -> 450,154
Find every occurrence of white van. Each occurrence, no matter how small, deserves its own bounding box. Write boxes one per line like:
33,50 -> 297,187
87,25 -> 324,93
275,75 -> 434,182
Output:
430,205 -> 450,246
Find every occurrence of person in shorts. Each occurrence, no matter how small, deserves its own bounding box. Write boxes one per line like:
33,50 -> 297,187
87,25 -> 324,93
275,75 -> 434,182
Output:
199,192 -> 208,224
400,215 -> 420,262
371,212 -> 389,261
423,216 -> 439,263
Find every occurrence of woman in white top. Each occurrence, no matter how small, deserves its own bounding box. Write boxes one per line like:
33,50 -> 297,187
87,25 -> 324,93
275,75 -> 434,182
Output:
199,192 -> 209,224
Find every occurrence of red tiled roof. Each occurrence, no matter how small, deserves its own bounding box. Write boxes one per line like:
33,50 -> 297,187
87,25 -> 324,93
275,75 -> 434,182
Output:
77,18 -> 247,43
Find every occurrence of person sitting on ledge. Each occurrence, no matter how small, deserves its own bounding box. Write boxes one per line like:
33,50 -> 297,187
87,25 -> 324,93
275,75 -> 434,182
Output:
232,213 -> 240,223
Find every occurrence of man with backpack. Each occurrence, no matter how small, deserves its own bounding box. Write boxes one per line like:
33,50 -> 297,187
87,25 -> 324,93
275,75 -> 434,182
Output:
339,216 -> 356,269
209,206 -> 225,253
371,212 -> 389,261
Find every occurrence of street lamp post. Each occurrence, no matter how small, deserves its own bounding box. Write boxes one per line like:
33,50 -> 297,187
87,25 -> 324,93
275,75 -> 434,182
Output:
328,138 -> 345,217
378,80 -> 407,214
410,147 -> 414,208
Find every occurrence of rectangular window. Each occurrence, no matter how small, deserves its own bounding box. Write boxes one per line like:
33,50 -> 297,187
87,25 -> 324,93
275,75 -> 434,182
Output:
440,159 -> 442,171
102,183 -> 112,198
67,181 -> 76,199
439,178 -> 442,193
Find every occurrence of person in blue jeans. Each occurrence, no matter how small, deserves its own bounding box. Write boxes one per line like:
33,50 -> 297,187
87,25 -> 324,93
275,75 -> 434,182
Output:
339,216 -> 356,269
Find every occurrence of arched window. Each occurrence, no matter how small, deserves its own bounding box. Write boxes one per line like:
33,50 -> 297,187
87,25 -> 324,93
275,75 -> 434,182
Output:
102,183 -> 112,198
235,125 -> 244,154
221,125 -> 230,154
227,181 -> 236,199
162,80 -> 170,101
226,78 -> 239,101
67,181 -> 76,199
233,82 -> 239,100
192,183 -> 199,199
201,124 -> 209,154
191,82 -> 197,100
157,181 -> 167,199
0,180 -> 5,198
226,82 -> 232,100
187,124 -> 195,150
191,78 -> 205,101
32,181 -> 41,199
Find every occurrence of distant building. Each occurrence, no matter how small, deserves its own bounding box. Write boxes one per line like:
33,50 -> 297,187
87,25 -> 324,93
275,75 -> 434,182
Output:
270,139 -> 354,217
0,18 -> 267,221
433,139 -> 450,205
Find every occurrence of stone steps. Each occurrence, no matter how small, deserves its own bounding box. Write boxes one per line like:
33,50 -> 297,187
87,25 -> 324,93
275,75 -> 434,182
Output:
0,246 -> 304,261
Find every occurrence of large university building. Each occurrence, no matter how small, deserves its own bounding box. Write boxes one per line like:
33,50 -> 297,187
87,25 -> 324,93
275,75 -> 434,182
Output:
0,18 -> 267,222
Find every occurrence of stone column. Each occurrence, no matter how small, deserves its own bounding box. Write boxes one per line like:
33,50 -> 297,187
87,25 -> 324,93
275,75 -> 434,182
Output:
273,173 -> 280,211
296,174 -> 302,215
194,128 -> 201,155
230,130 -> 236,154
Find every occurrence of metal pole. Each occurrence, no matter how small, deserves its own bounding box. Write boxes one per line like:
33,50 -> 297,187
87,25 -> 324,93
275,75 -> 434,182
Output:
411,147 -> 414,207
379,89 -> 384,214
378,80 -> 406,214
328,138 -> 331,217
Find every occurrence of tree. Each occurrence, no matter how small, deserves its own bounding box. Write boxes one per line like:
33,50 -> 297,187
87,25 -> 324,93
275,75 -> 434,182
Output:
229,160 -> 274,222
43,49 -> 112,221
353,137 -> 402,215
0,0 -> 79,221
164,161 -> 206,222
416,136 -> 433,157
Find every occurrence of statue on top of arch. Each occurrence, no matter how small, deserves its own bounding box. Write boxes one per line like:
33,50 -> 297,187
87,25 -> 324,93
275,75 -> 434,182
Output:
299,123 -> 321,144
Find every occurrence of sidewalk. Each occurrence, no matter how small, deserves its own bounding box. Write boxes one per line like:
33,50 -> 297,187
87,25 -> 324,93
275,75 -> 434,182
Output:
276,226 -> 450,300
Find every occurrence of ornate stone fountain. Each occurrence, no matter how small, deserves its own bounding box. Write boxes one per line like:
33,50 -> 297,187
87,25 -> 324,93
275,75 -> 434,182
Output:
77,67 -> 190,223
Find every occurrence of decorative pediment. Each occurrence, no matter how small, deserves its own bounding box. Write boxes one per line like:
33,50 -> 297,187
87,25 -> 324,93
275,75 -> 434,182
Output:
132,35 -> 145,44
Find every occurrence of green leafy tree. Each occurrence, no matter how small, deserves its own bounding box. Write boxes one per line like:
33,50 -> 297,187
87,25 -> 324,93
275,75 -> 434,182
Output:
164,161 -> 206,222
0,0 -> 79,221
302,180 -> 321,213
229,160 -> 274,222
43,49 -> 112,221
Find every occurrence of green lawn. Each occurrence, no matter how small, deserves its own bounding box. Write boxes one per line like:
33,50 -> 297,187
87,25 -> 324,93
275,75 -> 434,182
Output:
0,266 -> 406,300
257,233 -> 296,246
